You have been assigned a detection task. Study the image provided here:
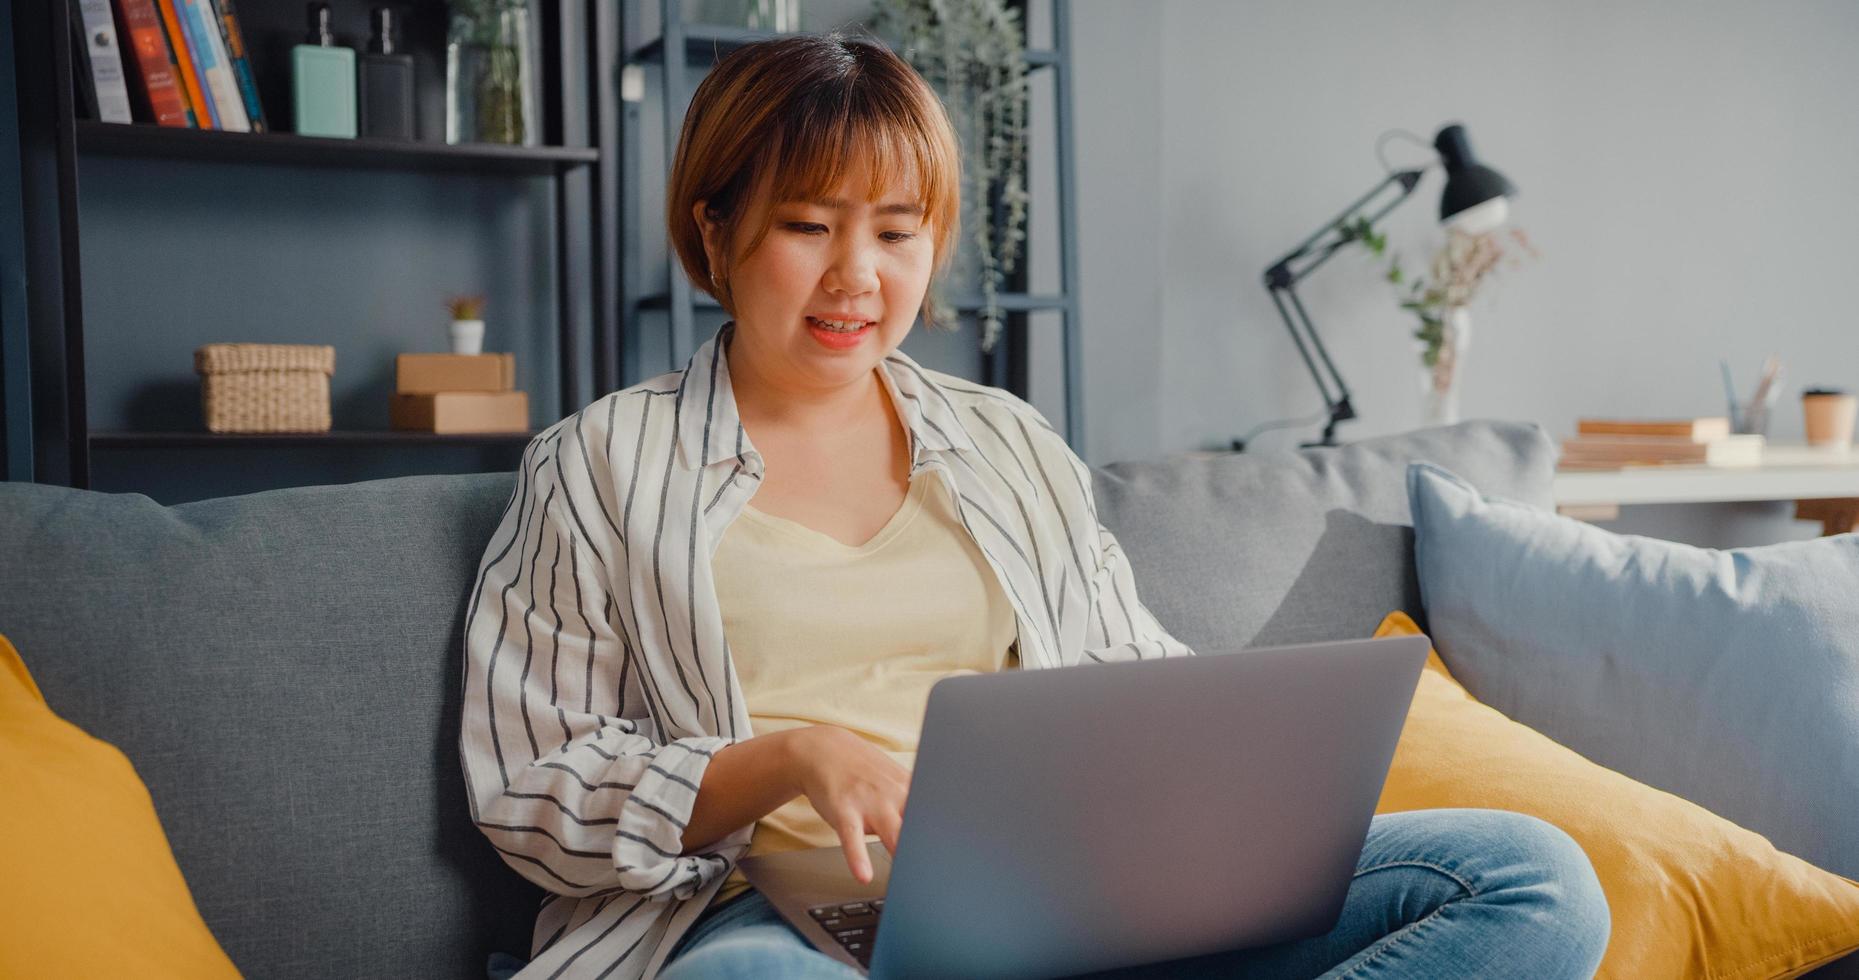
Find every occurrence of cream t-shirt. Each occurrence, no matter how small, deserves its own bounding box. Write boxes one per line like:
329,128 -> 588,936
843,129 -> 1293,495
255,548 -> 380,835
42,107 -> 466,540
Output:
709,471 -> 1020,907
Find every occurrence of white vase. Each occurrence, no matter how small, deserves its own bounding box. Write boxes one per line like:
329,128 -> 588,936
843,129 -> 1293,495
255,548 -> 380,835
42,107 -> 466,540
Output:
449,318 -> 485,355
1420,306 -> 1472,427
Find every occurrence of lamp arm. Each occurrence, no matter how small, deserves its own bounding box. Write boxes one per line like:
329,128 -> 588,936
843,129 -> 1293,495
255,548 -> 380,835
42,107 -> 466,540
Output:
1265,168 -> 1426,288
1241,166 -> 1426,451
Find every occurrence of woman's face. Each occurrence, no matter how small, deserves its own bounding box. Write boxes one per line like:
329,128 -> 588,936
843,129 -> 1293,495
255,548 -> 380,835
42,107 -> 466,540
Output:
695,167 -> 935,396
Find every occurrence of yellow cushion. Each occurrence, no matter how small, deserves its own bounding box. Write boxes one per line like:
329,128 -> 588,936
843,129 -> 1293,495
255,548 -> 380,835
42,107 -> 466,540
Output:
1372,611 -> 1859,979
0,633 -> 242,978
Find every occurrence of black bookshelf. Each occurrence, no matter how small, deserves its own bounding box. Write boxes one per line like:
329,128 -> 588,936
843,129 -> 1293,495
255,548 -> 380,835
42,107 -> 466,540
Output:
75,120 -> 598,176
5,0 -> 619,495
90,430 -> 541,449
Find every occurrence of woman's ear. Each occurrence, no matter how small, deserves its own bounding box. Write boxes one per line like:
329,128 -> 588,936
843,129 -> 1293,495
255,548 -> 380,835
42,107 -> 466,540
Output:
692,200 -> 723,280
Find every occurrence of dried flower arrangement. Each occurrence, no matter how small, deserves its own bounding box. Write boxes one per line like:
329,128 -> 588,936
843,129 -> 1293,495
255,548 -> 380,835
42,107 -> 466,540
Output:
445,294 -> 487,321
871,0 -> 1030,354
1348,217 -> 1538,369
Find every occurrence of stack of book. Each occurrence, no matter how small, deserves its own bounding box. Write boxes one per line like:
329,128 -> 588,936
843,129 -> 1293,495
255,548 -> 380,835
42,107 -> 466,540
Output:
73,0 -> 266,131
1559,418 -> 1764,470
391,354 -> 529,434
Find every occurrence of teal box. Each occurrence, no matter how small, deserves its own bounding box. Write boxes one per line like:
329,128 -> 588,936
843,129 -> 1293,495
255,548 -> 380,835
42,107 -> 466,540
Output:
293,44 -> 357,139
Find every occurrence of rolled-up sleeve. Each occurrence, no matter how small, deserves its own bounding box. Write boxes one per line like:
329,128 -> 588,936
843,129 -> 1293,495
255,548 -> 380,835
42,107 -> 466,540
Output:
1080,519 -> 1197,663
459,435 -> 743,901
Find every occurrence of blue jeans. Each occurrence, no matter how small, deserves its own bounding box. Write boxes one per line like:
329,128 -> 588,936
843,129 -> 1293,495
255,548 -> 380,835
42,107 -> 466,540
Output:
655,809 -> 1609,979
495,809 -> 1610,979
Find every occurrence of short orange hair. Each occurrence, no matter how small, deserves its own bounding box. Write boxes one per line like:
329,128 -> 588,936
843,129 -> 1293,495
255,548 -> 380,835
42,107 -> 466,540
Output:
666,29 -> 962,331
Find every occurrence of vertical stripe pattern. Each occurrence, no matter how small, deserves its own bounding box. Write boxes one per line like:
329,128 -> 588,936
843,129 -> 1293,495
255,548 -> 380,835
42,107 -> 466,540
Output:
460,322 -> 1192,979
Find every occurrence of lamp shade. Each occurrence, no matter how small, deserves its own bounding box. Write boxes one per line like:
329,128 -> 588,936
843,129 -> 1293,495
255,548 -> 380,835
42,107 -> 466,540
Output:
1434,124 -> 1516,233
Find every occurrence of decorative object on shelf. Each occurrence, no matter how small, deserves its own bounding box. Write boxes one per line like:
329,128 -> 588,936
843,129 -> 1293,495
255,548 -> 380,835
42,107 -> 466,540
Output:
871,0 -> 1029,354
292,2 -> 356,139
1354,219 -> 1537,428
444,0 -> 538,146
1236,123 -> 1520,451
701,0 -> 801,31
359,6 -> 415,140
1803,387 -> 1857,449
445,293 -> 487,354
1725,354 -> 1783,437
194,343 -> 335,433
390,352 -> 527,432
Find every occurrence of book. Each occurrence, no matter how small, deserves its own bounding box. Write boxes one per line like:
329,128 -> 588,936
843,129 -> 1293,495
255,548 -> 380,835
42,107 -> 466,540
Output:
176,0 -> 250,131
1559,433 -> 1764,468
1576,417 -> 1732,441
211,0 -> 267,132
154,0 -> 214,128
114,0 -> 196,127
75,0 -> 134,122
395,353 -> 516,394
68,4 -> 101,121
390,391 -> 530,433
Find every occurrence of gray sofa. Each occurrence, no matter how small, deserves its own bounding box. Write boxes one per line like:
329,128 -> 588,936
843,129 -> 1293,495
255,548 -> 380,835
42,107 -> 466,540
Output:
0,419 -> 1845,977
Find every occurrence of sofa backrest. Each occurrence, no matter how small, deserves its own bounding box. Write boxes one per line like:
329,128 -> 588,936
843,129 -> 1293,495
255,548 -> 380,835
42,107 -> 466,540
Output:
0,472 -> 539,978
1090,420 -> 1556,653
0,419 -> 1555,978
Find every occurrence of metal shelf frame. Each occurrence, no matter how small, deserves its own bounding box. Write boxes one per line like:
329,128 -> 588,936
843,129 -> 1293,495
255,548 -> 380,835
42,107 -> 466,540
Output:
617,0 -> 1086,449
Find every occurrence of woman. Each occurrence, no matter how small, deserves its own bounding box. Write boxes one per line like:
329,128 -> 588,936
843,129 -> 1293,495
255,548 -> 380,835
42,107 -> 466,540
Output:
462,30 -> 1610,980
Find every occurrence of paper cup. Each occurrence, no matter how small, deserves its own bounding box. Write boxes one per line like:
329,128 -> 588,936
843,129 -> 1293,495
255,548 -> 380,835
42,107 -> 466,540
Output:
1802,392 -> 1857,448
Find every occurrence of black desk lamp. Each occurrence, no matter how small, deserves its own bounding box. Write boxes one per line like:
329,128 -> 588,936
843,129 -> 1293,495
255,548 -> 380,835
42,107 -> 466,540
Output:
1234,123 -> 1517,451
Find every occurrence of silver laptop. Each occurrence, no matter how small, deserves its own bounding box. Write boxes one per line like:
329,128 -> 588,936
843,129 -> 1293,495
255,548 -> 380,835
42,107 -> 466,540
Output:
736,634 -> 1431,979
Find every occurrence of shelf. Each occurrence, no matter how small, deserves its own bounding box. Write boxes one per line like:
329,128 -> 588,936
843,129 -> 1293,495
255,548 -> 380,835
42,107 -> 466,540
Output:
90,430 -> 541,449
636,291 -> 1069,313
75,121 -> 599,177
629,25 -> 1058,68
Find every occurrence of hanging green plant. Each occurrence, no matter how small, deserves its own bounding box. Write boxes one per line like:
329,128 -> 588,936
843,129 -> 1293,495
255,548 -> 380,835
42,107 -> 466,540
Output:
871,0 -> 1031,354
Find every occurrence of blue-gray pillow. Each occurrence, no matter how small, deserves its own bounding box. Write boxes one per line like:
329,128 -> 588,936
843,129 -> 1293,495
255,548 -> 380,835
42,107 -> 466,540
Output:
1407,461 -> 1859,880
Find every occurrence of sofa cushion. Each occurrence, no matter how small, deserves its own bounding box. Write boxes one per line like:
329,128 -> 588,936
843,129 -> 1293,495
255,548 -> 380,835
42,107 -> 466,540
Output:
1372,612 -> 1859,979
1407,461 -> 1859,882
1091,420 -> 1556,653
0,633 -> 243,979
0,474 -> 540,979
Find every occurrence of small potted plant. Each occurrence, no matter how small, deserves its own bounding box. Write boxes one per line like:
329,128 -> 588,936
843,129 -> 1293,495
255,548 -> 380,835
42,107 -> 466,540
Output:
445,293 -> 487,355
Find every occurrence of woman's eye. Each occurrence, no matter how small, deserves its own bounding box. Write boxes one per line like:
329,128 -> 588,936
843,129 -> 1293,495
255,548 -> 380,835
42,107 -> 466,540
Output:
787,222 -> 827,234
882,232 -> 917,243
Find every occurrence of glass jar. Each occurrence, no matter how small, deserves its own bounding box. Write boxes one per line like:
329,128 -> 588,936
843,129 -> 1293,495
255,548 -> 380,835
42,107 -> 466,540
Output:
445,0 -> 536,145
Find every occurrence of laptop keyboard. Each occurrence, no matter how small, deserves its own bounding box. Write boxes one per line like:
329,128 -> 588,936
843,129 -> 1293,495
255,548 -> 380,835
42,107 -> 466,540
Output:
808,898 -> 885,968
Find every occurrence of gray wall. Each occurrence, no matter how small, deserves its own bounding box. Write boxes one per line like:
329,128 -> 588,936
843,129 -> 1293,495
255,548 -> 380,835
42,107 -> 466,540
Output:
1065,0 -> 1859,547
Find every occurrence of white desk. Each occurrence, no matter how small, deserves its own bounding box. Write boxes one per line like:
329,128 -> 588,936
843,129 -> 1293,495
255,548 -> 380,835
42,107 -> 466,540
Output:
1552,444 -> 1859,535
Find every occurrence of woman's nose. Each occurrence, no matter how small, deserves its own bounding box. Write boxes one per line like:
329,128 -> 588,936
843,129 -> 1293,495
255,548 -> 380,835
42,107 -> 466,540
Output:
825,240 -> 881,295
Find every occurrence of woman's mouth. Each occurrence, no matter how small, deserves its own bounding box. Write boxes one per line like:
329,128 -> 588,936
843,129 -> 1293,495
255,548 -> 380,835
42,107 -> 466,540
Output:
806,316 -> 875,349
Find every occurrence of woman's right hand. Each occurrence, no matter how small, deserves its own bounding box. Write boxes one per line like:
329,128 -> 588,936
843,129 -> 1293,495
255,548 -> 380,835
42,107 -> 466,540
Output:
786,725 -> 912,884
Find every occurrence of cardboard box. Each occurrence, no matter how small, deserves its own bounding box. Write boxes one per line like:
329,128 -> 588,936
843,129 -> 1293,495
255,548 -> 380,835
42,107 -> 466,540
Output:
396,353 -> 515,394
390,391 -> 530,433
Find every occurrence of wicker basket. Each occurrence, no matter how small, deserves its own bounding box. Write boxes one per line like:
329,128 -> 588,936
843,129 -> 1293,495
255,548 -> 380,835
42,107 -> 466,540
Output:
194,343 -> 335,433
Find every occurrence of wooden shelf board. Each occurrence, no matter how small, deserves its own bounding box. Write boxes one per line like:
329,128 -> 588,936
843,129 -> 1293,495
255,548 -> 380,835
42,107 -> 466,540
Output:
75,121 -> 598,176
90,430 -> 540,449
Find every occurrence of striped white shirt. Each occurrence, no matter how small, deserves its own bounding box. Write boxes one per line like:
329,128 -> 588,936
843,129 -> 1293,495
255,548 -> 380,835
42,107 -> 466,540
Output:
459,321 -> 1194,978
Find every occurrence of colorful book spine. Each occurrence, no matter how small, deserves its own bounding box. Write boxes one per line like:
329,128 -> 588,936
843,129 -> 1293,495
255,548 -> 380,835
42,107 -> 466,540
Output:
176,0 -> 250,131
212,0 -> 267,132
75,0 -> 133,122
114,0 -> 195,127
154,0 -> 215,128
